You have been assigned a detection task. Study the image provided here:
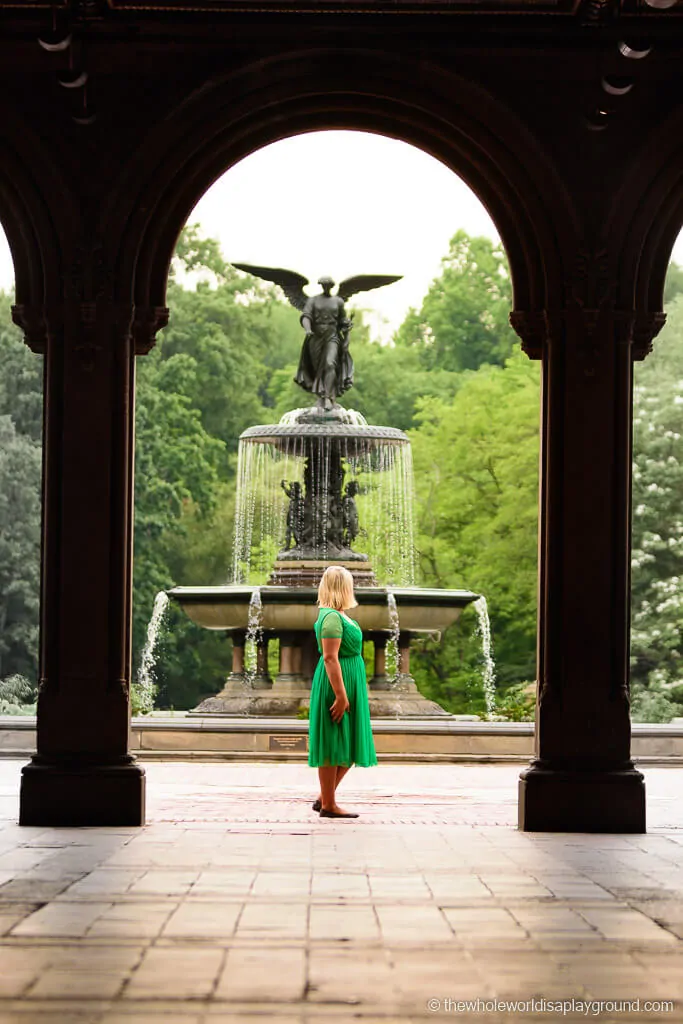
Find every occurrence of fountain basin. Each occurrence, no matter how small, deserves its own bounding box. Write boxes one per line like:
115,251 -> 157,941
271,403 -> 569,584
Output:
167,585 -> 478,634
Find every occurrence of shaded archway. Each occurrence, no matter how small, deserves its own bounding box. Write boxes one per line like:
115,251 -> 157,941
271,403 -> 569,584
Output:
13,36 -> 665,831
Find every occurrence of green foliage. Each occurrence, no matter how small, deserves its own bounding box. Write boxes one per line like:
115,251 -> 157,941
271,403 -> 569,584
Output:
394,230 -> 517,373
630,287 -> 683,722
0,673 -> 37,716
493,681 -> 536,722
0,296 -> 42,689
409,346 -> 540,708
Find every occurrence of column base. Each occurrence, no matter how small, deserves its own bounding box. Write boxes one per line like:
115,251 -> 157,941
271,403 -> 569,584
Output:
369,674 -> 392,690
518,760 -> 646,833
20,757 -> 146,827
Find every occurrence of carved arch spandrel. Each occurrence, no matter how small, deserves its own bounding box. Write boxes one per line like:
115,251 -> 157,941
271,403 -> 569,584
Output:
605,102 -> 683,358
96,47 -> 579,357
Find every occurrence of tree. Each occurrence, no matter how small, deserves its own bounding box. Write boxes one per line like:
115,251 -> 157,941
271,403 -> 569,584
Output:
394,230 -> 517,373
409,346 -> 540,710
630,293 -> 683,721
0,296 -> 42,692
0,415 -> 41,685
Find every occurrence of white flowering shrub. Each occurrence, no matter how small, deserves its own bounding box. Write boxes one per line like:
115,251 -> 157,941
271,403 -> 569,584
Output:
631,289 -> 683,721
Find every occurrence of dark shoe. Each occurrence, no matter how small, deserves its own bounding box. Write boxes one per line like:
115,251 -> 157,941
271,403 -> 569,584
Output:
312,799 -> 322,812
319,809 -> 359,818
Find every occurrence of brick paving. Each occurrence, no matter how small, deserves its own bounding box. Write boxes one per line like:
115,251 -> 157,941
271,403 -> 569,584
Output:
0,760 -> 682,1022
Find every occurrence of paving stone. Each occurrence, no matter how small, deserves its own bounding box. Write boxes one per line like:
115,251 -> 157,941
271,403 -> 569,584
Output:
27,970 -> 127,999
11,901 -> 113,938
161,900 -> 241,939
215,945 -> 305,1001
123,946 -> 224,999
309,904 -> 379,940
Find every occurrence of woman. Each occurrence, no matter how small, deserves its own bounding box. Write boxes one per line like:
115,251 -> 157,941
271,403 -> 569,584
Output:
308,565 -> 377,818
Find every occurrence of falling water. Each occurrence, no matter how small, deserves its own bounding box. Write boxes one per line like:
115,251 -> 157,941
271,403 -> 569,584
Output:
386,589 -> 400,683
231,408 -> 416,585
136,591 -> 169,714
473,596 -> 496,718
244,587 -> 263,681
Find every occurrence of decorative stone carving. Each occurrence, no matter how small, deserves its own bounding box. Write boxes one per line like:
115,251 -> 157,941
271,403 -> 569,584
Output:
11,304 -> 47,354
632,311 -> 666,361
579,0 -> 618,24
571,247 -> 613,312
74,300 -> 101,372
133,305 -> 170,355
67,244 -> 113,302
509,309 -> 548,359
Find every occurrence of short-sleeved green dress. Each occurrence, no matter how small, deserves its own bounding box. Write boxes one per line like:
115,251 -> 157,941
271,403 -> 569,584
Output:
308,607 -> 378,767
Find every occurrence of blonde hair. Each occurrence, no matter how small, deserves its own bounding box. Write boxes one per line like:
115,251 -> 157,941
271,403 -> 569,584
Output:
317,565 -> 358,610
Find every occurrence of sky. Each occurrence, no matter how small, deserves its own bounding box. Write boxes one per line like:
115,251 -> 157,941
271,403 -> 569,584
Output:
2,129 -> 683,342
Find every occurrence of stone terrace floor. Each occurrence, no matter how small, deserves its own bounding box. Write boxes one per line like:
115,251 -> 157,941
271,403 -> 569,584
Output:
0,761 -> 683,1023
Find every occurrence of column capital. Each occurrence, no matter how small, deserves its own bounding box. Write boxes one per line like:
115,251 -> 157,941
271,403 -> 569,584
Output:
133,305 -> 170,355
632,310 -> 667,361
11,303 -> 48,354
509,310 -> 548,360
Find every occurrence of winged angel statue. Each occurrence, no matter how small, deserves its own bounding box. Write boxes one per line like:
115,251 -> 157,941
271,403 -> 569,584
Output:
232,264 -> 402,411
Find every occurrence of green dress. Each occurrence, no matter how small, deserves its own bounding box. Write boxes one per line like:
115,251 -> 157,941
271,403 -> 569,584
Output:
308,608 -> 378,767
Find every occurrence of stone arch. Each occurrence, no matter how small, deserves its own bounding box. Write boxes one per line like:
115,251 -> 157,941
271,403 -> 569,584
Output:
609,104 -> 683,323
0,110 -> 78,350
100,47 -> 578,345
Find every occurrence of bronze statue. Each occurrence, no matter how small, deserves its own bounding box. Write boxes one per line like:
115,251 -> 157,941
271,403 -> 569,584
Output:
341,480 -> 360,548
232,264 -> 402,411
281,479 -> 304,550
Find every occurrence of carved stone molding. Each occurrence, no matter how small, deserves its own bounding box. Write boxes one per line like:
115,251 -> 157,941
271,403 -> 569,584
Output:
509,309 -> 548,360
11,304 -> 47,354
133,306 -> 170,355
66,245 -> 113,303
570,247 -> 614,313
632,311 -> 666,361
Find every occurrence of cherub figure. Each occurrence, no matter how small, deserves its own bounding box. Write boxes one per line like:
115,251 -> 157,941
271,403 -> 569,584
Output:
281,479 -> 304,550
341,480 -> 360,548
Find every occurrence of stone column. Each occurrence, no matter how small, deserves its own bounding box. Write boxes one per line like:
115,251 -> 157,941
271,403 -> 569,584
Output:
395,631 -> 418,693
17,295 -> 154,826
252,636 -> 273,690
274,632 -> 304,690
227,630 -> 247,686
369,634 -> 391,690
512,293 -> 663,832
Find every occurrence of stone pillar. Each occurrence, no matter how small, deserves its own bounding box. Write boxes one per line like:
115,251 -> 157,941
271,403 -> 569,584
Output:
252,636 -> 273,690
274,632 -> 304,688
395,631 -> 418,693
16,295 -> 153,826
226,630 -> 247,687
512,294 -> 663,832
369,634 -> 391,690
291,637 -> 304,680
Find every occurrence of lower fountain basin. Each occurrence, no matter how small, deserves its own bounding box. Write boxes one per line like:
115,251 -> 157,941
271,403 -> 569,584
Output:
168,585 -> 478,634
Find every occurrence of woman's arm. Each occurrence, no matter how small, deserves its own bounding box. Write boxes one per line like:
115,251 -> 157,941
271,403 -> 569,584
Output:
322,637 -> 350,723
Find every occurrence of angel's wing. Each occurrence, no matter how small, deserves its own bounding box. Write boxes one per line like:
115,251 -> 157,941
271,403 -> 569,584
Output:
231,263 -> 310,312
337,274 -> 402,302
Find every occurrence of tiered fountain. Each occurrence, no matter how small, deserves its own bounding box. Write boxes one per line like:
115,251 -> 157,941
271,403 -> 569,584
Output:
168,265 -> 480,716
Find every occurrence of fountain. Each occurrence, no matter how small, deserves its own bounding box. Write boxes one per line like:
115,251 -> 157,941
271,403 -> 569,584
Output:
168,264 -> 481,716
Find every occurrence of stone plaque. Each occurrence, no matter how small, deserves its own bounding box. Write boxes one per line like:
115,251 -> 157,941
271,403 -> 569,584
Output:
269,734 -> 307,752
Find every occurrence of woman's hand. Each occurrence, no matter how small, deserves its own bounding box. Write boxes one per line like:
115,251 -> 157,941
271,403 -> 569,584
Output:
322,636 -> 349,723
330,691 -> 350,723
